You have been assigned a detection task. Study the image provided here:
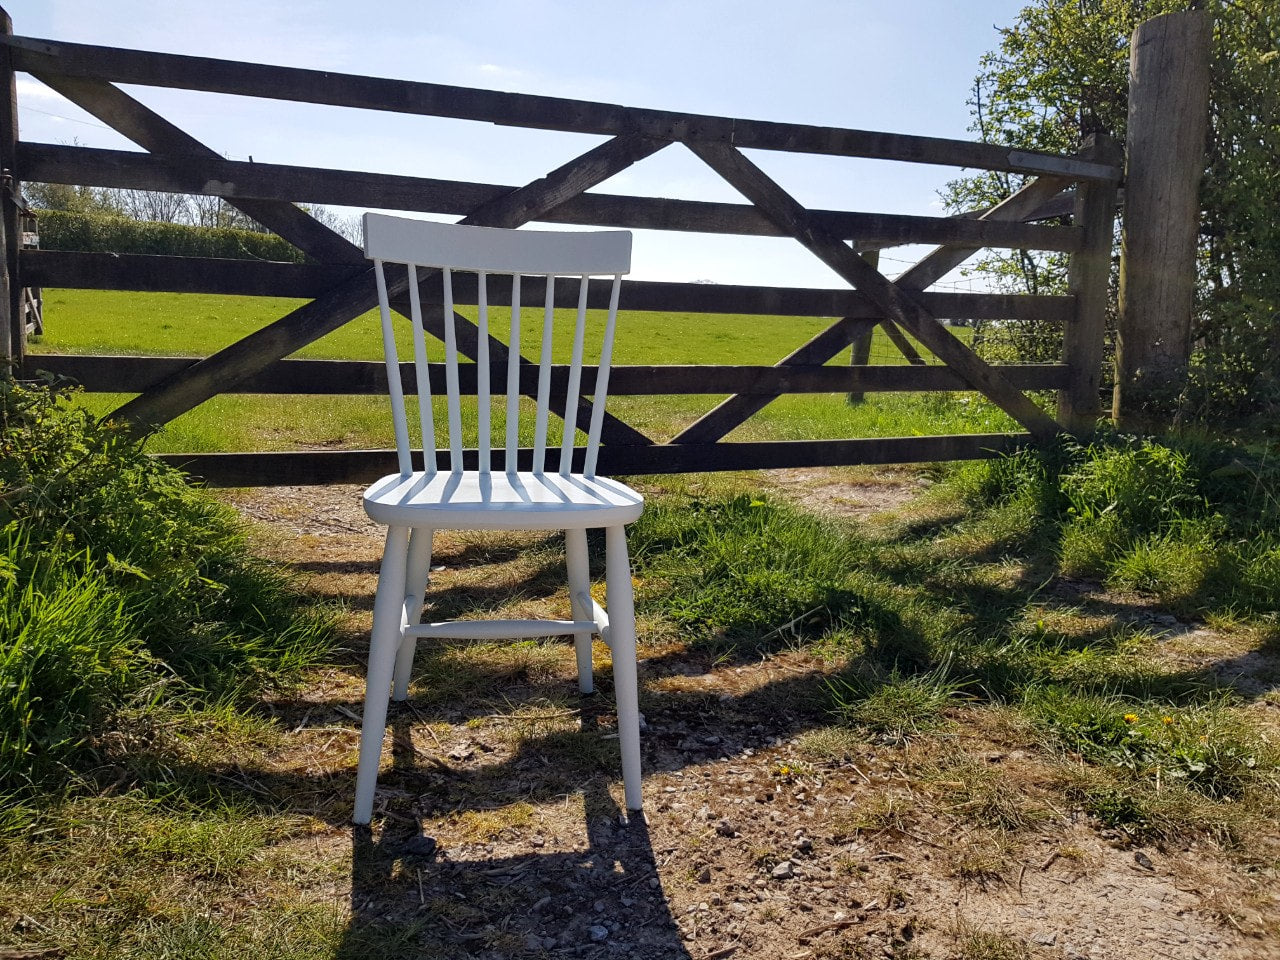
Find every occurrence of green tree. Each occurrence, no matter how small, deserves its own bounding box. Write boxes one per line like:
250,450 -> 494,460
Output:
942,0 -> 1280,419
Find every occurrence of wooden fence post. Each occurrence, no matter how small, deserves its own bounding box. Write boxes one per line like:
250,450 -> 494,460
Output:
1058,133 -> 1121,436
846,250 -> 878,404
1113,9 -> 1211,429
0,6 -> 20,368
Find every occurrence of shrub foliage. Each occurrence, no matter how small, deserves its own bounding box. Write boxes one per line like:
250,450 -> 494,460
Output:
0,376 -> 332,795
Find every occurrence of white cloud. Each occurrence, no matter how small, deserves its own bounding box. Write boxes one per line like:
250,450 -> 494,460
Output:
15,77 -> 70,104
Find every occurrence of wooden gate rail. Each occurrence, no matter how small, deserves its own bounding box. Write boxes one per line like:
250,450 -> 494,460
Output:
157,434 -> 1031,488
3,34 -> 1118,182
18,252 -> 1073,321
17,143 -> 1082,253
33,355 -> 1070,396
0,14 -> 1123,485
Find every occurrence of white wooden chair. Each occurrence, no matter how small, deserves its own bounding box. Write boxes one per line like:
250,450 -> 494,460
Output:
353,213 -> 644,825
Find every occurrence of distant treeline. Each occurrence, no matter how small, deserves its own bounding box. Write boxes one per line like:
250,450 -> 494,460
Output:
24,180 -> 359,261
36,209 -> 307,262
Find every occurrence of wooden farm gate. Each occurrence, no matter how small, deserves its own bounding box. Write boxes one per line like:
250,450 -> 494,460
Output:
0,8 -> 1123,486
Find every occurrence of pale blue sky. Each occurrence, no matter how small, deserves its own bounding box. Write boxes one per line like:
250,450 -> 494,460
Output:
3,0 -> 1029,287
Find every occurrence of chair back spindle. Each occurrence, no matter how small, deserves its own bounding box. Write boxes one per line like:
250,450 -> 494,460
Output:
363,214 -> 631,479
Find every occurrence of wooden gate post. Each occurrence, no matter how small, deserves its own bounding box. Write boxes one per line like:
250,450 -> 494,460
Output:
1058,133 -> 1121,436
0,6 -> 20,368
1113,9 -> 1212,429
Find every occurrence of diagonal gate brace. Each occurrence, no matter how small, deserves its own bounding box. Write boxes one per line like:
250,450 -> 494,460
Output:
685,140 -> 1064,443
673,172 -> 1073,444
33,71 -> 658,445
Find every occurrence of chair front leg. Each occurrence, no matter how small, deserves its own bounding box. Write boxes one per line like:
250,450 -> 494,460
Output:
565,527 -> 594,695
605,524 -> 643,812
393,526 -> 434,701
354,525 -> 411,825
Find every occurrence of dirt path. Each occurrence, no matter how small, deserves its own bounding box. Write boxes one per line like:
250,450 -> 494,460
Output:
220,470 -> 1278,959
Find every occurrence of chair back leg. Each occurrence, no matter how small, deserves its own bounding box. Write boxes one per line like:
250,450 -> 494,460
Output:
354,525 -> 411,825
605,525 -> 643,812
565,527 -> 595,695
393,527 -> 435,701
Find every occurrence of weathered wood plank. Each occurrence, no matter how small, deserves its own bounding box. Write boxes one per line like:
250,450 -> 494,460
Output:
106,133 -> 667,436
670,174 -> 1076,445
1113,11 -> 1212,427
688,140 -> 1063,442
1058,135 -> 1121,435
6,36 -> 1121,182
877,321 -> 927,365
17,84 -> 648,444
25,353 -> 1070,395
156,433 -> 1030,487
672,318 -> 876,444
0,11 -> 21,364
29,74 -> 360,264
18,142 -> 1084,252
893,176 -> 1076,291
21,249 -> 1076,322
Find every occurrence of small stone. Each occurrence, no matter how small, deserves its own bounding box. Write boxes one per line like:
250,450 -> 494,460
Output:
594,899 -> 606,912
1134,850 -> 1155,871
524,934 -> 544,951
1031,931 -> 1057,947
771,860 -> 795,880
795,837 -> 813,853
589,925 -> 609,942
716,820 -> 736,837
696,866 -> 712,884
400,833 -> 437,857
529,835 -> 545,848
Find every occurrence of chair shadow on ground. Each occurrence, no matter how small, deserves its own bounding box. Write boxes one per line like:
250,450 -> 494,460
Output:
335,708 -> 691,960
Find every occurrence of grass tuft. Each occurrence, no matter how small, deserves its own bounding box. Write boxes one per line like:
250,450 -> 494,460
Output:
828,663 -> 967,743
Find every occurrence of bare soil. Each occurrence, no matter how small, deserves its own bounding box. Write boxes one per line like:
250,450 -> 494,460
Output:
218,471 -> 1280,959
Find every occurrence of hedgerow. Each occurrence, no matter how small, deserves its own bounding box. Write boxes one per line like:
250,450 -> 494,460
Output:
36,209 -> 306,262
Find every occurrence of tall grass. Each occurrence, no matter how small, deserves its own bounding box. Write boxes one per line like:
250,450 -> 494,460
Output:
949,432 -> 1280,613
0,377 -> 335,797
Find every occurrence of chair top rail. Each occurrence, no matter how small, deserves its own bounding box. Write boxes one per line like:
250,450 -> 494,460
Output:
5,34 -> 1120,183
363,214 -> 632,276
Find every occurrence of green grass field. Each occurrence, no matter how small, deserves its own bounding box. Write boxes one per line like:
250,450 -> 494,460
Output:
29,289 -> 1017,453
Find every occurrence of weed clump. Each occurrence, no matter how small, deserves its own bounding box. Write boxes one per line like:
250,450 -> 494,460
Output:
0,377 -> 333,797
951,433 -> 1280,614
827,663 -> 967,742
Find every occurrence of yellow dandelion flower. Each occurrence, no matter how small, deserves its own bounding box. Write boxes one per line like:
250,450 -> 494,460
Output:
1161,716 -> 1174,725
1123,713 -> 1139,724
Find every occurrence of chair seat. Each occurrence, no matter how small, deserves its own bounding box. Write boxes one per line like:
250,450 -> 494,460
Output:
363,470 -> 644,530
